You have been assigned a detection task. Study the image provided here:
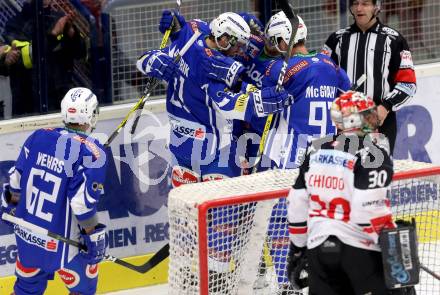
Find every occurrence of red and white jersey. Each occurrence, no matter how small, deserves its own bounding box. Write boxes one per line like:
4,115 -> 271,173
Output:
287,134 -> 395,252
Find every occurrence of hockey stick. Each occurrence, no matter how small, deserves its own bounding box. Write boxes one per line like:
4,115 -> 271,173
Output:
2,212 -> 169,274
129,0 -> 182,136
251,0 -> 298,174
351,74 -> 366,91
421,264 -> 440,281
104,23 -> 199,148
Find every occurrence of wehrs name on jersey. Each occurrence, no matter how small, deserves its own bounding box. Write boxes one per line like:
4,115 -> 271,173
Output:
36,152 -> 64,173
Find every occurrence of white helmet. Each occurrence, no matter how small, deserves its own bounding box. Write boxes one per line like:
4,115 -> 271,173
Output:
331,91 -> 379,134
209,12 -> 251,51
264,11 -> 307,53
61,87 -> 99,128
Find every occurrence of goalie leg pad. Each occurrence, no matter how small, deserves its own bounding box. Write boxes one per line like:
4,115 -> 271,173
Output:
379,223 -> 420,289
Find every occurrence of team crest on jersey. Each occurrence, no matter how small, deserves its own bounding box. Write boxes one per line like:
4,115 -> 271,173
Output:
58,268 -> 80,288
14,225 -> 59,252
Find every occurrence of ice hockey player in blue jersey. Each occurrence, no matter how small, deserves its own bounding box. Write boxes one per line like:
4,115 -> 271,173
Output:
137,11 -> 292,186
0,87 -> 108,295
256,12 -> 352,293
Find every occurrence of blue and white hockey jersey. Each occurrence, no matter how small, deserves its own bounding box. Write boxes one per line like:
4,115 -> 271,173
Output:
8,128 -> 107,272
262,52 -> 351,168
138,20 -> 271,164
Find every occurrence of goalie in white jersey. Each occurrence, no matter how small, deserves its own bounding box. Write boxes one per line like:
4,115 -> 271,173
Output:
287,90 -> 407,294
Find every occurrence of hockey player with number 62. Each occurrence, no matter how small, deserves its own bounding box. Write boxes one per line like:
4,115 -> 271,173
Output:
0,87 -> 108,295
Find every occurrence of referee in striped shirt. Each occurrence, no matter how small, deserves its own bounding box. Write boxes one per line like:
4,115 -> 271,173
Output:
322,0 -> 417,155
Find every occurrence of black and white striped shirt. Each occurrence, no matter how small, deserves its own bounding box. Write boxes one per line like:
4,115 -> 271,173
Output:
322,20 -> 416,111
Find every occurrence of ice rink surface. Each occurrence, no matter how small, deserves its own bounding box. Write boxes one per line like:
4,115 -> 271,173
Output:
105,284 -> 168,295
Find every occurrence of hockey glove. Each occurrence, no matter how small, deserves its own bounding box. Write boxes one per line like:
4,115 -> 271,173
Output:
238,12 -> 264,35
203,55 -> 245,88
159,10 -> 186,35
287,242 -> 308,290
137,50 -> 177,83
252,86 -> 293,117
1,183 -> 18,227
80,223 -> 107,265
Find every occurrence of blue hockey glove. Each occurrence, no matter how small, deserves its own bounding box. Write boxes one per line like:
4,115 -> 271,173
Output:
138,50 -> 177,82
1,184 -> 18,227
238,12 -> 264,35
80,223 -> 107,265
287,242 -> 308,290
252,86 -> 294,117
159,9 -> 186,35
203,55 -> 245,88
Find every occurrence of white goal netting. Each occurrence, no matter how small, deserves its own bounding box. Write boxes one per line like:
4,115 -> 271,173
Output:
168,160 -> 440,295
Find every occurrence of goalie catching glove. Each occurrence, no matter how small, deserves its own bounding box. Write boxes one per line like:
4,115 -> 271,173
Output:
136,50 -> 177,83
80,223 -> 107,265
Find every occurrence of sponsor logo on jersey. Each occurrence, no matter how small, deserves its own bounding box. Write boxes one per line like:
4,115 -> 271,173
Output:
382,26 -> 399,37
58,268 -> 80,288
234,94 -> 248,112
14,225 -> 59,252
72,135 -> 101,159
169,115 -> 206,141
171,165 -> 200,188
305,85 -> 337,99
246,63 -> 263,87
225,61 -> 242,87
310,150 -> 355,169
400,50 -> 414,68
284,60 -> 308,82
86,264 -> 99,279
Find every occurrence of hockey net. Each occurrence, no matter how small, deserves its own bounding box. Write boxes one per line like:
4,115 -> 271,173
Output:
168,160 -> 440,295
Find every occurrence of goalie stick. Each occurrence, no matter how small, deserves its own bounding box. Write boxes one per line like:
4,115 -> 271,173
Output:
104,15 -> 199,148
252,0 -> 299,174
2,212 -> 169,274
129,0 -> 182,136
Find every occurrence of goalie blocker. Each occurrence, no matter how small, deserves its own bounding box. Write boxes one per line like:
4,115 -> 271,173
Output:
379,220 -> 420,290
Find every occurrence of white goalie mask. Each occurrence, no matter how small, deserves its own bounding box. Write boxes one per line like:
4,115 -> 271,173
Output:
264,11 -> 307,53
209,12 -> 251,51
61,87 -> 99,129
